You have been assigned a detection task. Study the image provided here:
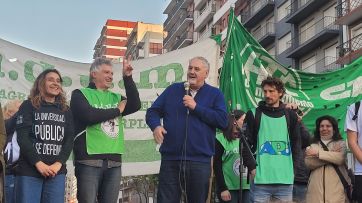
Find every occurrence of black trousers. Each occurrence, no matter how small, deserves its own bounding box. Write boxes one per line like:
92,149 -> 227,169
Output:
354,175 -> 362,203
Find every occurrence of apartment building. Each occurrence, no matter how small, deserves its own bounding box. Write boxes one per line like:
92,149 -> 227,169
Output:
125,22 -> 163,60
163,0 -> 194,52
335,0 -> 362,65
93,20 -> 136,61
285,0 -> 340,73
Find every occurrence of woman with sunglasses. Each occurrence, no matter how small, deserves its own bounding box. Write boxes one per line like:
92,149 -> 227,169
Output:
214,110 -> 249,203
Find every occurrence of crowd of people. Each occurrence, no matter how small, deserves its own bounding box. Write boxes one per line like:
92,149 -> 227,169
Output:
0,56 -> 361,203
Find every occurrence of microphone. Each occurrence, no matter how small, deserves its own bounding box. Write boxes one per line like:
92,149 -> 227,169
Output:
237,123 -> 247,138
184,81 -> 190,114
184,81 -> 190,95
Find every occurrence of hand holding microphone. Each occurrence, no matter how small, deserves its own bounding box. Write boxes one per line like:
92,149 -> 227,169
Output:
183,81 -> 196,111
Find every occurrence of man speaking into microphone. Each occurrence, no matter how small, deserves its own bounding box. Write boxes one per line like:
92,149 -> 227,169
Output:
146,56 -> 227,203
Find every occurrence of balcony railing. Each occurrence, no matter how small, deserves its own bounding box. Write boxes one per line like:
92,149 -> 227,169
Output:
337,33 -> 362,58
243,0 -> 274,21
336,0 -> 362,18
286,0 -> 312,17
302,56 -> 340,73
199,28 -> 212,40
194,3 -> 216,30
164,0 -> 187,28
287,16 -> 338,49
253,22 -> 275,41
164,11 -> 193,45
172,32 -> 193,50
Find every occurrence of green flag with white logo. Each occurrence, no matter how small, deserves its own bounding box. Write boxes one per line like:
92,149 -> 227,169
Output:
219,8 -> 362,135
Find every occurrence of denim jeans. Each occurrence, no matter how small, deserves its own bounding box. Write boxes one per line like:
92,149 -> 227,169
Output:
250,182 -> 293,203
157,160 -> 211,203
75,161 -> 122,203
14,174 -> 66,203
5,175 -> 15,203
293,183 -> 307,203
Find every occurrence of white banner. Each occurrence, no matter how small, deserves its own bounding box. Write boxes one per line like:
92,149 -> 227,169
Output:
0,38 -> 220,175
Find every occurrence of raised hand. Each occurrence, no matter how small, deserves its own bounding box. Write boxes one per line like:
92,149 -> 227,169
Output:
122,55 -> 134,77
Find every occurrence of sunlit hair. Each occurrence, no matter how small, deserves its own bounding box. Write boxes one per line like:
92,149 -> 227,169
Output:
313,115 -> 342,143
222,109 -> 245,142
29,69 -> 68,111
189,56 -> 210,70
89,57 -> 112,82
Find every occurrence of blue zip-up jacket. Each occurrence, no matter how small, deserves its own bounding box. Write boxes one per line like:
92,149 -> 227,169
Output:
146,82 -> 228,163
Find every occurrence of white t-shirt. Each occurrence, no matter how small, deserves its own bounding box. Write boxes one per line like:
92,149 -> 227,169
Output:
345,102 -> 362,175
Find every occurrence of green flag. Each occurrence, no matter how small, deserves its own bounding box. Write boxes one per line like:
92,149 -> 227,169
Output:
219,8 -> 362,135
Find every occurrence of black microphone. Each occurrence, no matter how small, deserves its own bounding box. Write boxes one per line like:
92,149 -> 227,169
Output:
237,123 -> 247,138
184,81 -> 190,114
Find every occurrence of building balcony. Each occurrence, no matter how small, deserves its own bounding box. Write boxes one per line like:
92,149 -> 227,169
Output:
213,0 -> 237,25
163,0 -> 192,30
195,0 -> 207,10
172,32 -> 193,50
194,3 -> 216,32
164,12 -> 193,48
241,0 -> 275,28
252,22 -> 275,47
286,16 -> 339,58
285,0 -> 331,24
336,33 -> 362,64
335,0 -> 362,25
199,28 -> 213,40
302,56 -> 340,73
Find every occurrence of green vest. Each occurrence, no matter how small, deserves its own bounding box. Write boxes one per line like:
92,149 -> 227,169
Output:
216,133 -> 250,190
80,88 -> 124,155
253,110 -> 294,184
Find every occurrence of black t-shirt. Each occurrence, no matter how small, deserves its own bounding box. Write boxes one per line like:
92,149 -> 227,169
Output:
15,99 -> 74,178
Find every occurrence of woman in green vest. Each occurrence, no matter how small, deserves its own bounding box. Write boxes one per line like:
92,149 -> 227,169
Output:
214,110 -> 250,203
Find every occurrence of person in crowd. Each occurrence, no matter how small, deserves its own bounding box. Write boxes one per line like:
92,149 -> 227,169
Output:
2,100 -> 22,203
14,69 -> 74,203
305,115 -> 350,203
345,101 -> 362,203
146,56 -> 228,203
242,76 -> 300,203
214,110 -> 251,203
70,57 -> 140,203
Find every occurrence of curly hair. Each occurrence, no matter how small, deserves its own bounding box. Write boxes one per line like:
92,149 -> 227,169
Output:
261,76 -> 286,99
313,115 -> 342,143
29,69 -> 68,111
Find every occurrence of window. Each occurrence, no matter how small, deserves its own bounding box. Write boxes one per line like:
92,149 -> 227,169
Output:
301,54 -> 316,73
299,19 -> 314,44
324,43 -> 337,65
149,43 -> 162,54
267,46 -> 275,56
277,0 -> 290,21
277,32 -> 291,54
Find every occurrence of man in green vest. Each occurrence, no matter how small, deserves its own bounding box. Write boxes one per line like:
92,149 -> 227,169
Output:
242,76 -> 301,203
70,57 -> 141,203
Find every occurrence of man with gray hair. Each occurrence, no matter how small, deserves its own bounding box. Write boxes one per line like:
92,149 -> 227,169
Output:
146,56 -> 228,202
70,57 -> 140,203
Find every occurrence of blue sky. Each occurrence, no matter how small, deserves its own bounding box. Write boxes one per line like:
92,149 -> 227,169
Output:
0,0 -> 170,63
